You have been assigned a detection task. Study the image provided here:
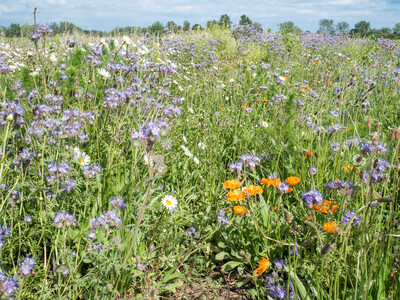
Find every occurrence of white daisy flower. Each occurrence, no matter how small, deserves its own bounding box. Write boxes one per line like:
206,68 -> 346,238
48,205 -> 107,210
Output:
98,68 -> 111,78
193,157 -> 199,164
198,142 -> 206,149
122,35 -> 132,44
144,154 -> 153,166
262,121 -> 269,128
75,151 -> 91,166
278,76 -> 286,81
49,53 -> 57,62
181,145 -> 188,152
188,107 -> 194,113
184,150 -> 193,158
161,195 -> 177,211
66,146 -> 81,157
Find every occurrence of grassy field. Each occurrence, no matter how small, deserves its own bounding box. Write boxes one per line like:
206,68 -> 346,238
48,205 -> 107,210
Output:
0,25 -> 400,299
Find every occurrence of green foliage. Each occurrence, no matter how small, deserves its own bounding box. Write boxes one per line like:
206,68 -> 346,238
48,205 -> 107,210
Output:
1,23 -> 400,300
318,19 -> 335,35
239,14 -> 252,26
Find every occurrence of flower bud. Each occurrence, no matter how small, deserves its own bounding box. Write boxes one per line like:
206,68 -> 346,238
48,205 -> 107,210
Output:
6,114 -> 13,121
367,117 -> 372,128
389,129 -> 395,141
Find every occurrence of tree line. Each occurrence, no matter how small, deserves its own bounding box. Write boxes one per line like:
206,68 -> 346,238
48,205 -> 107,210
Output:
0,15 -> 399,39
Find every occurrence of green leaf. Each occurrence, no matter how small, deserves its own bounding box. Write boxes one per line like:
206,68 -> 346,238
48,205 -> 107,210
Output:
221,261 -> 243,273
235,277 -> 252,288
289,269 -> 311,300
217,242 -> 227,248
162,272 -> 184,283
162,280 -> 184,293
215,251 -> 230,261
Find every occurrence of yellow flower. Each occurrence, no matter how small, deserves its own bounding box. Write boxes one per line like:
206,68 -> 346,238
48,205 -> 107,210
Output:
244,185 -> 263,196
233,205 -> 247,215
223,179 -> 241,190
261,178 -> 281,188
255,255 -> 271,276
323,222 -> 337,234
226,189 -> 245,202
285,176 -> 301,186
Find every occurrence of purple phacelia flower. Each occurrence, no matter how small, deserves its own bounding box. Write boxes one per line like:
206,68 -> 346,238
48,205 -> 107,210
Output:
109,196 -> 127,211
302,190 -> 323,208
19,256 -> 35,276
342,211 -> 362,227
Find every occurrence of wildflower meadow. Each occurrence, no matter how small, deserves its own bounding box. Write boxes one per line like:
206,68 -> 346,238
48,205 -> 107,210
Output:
0,23 -> 400,299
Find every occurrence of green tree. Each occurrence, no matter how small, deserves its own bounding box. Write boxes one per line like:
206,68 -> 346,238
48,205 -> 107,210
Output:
351,21 -> 371,37
192,24 -> 203,30
21,23 -> 33,37
318,19 -> 335,35
206,20 -> 218,29
252,22 -> 263,32
219,14 -> 232,27
336,21 -> 349,34
183,20 -> 191,31
166,21 -> 178,32
279,21 -> 301,34
5,23 -> 21,37
380,27 -> 392,34
239,14 -> 252,25
392,22 -> 400,35
150,21 -> 164,35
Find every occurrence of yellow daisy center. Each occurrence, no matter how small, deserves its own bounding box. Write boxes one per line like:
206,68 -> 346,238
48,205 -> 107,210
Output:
78,158 -> 84,163
166,200 -> 172,206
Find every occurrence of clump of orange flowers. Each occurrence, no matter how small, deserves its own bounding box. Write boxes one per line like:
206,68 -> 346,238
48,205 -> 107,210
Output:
223,179 -> 241,190
300,85 -> 309,93
226,189 -> 245,203
255,254 -> 271,276
244,185 -> 263,196
323,222 -> 337,234
314,200 -> 339,214
233,205 -> 247,215
261,177 -> 281,188
285,176 -> 301,186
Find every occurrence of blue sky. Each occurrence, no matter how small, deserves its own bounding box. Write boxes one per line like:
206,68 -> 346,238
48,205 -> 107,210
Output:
0,0 -> 399,32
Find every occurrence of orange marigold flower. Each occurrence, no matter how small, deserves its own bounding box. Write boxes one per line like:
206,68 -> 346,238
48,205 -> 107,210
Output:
233,205 -> 247,215
323,222 -> 337,233
315,206 -> 328,214
344,165 -> 352,173
245,185 -> 263,196
315,200 -> 339,214
261,178 -> 281,188
223,179 -> 241,190
255,255 -> 271,276
274,206 -> 278,211
226,189 -> 245,202
261,99 -> 269,102
331,204 -> 339,212
285,176 -> 301,186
